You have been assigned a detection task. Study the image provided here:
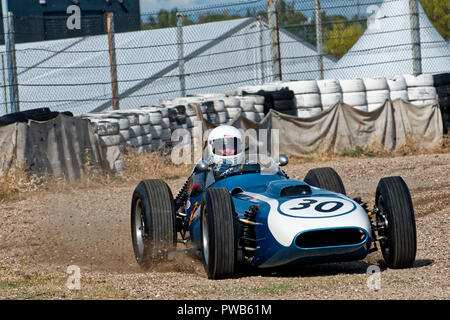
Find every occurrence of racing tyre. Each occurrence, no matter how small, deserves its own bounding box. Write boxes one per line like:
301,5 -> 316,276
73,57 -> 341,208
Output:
304,167 -> 346,195
375,176 -> 417,269
201,187 -> 237,279
131,179 -> 177,270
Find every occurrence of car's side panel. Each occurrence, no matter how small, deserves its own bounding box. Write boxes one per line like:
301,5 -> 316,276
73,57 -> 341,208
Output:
185,170 -> 372,269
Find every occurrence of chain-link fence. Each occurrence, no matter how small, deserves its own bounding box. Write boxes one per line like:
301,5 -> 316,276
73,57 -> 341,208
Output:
0,0 -> 449,116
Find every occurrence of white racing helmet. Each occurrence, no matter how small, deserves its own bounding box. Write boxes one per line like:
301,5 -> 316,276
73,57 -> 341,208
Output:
206,125 -> 244,166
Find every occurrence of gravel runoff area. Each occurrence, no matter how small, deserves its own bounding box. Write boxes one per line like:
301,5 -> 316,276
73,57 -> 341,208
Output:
0,153 -> 449,300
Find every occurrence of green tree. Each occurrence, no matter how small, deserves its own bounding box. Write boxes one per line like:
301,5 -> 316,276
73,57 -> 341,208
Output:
323,22 -> 365,59
420,0 -> 450,40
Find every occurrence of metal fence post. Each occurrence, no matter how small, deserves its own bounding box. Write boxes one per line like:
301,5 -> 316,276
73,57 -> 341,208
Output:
315,0 -> 324,80
7,13 -> 19,112
106,12 -> 119,110
408,0 -> 422,75
1,53 -> 8,114
2,2 -> 19,113
267,0 -> 281,81
177,13 -> 186,97
258,16 -> 265,84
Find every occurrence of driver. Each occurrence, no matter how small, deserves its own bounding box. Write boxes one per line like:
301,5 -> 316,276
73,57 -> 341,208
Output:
205,125 -> 245,171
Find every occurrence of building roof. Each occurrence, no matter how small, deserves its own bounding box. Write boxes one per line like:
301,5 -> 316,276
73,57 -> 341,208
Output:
1,17 -> 335,115
325,0 -> 450,79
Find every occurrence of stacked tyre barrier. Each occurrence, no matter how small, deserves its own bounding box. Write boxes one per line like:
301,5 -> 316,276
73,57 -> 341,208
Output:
81,73 -> 446,172
239,83 -> 296,118
82,107 -> 169,171
404,74 -> 437,107
364,78 -> 390,112
433,73 -> 450,133
317,79 -> 342,111
340,78 -> 368,112
289,80 -> 322,117
388,76 -> 409,104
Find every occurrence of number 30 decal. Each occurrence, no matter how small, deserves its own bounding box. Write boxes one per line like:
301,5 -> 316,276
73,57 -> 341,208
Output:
279,197 -> 355,218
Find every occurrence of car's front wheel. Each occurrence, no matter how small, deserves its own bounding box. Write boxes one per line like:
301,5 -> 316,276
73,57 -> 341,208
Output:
201,187 -> 237,279
131,179 -> 177,270
304,167 -> 346,195
375,176 -> 417,269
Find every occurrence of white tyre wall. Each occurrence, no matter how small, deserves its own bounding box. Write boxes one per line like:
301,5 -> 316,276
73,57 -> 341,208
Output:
339,79 -> 365,93
240,98 -> 256,112
96,121 -> 120,136
320,92 -> 342,107
410,99 -> 437,107
223,97 -> 241,108
103,116 -> 130,130
353,105 -> 369,112
129,136 -> 144,148
254,104 -> 264,113
366,90 -> 390,104
148,112 -> 162,125
403,74 -> 434,87
387,76 -> 407,91
186,116 -> 200,128
124,114 -> 138,126
317,79 -> 341,94
407,86 -> 437,100
242,112 -> 256,122
185,104 -> 197,116
141,124 -> 152,135
363,78 -> 388,91
217,111 -> 228,124
390,90 -> 409,101
156,107 -> 169,118
226,107 -> 242,119
213,100 -> 225,112
136,113 -> 150,125
368,104 -> 384,112
119,129 -> 130,143
286,80 -> 319,94
243,95 -> 265,105
161,117 -> 170,128
141,134 -> 153,145
149,125 -> 163,138
129,125 -> 143,138
295,94 -> 321,108
343,91 -> 367,106
296,107 -> 322,118
98,134 -> 121,147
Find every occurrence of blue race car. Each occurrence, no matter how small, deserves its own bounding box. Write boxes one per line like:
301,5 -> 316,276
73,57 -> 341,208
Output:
131,156 -> 417,279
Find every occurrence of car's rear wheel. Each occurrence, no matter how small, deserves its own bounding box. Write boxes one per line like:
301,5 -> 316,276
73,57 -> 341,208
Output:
131,179 -> 177,269
375,176 -> 417,269
304,167 -> 346,195
201,187 -> 237,279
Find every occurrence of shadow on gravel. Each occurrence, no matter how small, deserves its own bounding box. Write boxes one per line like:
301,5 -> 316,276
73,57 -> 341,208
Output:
233,258 -> 434,279
234,261 -> 377,279
376,258 -> 434,270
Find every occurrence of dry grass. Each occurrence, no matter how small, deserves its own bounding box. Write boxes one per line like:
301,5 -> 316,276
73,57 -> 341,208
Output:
0,151 -> 191,204
0,169 -> 39,204
288,134 -> 450,165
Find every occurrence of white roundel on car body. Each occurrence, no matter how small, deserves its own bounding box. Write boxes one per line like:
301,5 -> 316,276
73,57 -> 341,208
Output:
278,196 -> 356,218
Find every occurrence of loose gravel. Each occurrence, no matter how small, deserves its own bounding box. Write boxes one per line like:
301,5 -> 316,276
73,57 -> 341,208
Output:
0,153 -> 449,299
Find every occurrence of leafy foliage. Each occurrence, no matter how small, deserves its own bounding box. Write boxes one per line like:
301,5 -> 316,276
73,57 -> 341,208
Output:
420,0 -> 450,40
323,22 -> 365,59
